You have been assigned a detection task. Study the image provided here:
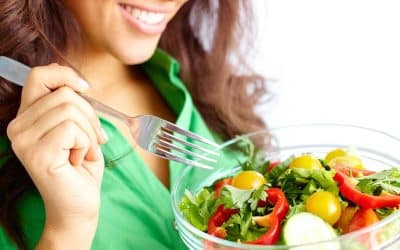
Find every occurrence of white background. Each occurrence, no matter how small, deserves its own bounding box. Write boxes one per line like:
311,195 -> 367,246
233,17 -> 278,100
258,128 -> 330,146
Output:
252,0 -> 400,138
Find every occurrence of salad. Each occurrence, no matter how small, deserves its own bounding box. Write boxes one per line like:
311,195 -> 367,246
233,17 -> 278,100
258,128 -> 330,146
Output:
179,140 -> 400,248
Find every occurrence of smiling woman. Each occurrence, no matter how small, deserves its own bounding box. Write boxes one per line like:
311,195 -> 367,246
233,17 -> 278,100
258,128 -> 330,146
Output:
0,0 -> 267,249
62,0 -> 187,63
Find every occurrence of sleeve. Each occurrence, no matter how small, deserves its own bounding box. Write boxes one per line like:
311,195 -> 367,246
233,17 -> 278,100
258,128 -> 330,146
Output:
0,135 -> 11,168
0,136 -> 18,249
0,227 -> 18,250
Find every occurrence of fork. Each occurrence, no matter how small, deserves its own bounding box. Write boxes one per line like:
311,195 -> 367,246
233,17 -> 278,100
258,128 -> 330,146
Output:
0,56 -> 220,170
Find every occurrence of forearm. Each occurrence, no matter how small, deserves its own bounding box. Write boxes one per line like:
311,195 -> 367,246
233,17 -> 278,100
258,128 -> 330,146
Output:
36,220 -> 98,250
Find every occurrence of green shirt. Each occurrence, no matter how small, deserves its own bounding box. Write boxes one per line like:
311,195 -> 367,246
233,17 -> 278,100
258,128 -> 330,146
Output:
0,50 -> 222,250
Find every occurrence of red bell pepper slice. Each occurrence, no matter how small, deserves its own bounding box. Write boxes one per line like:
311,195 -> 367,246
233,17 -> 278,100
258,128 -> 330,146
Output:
207,205 -> 238,238
345,208 -> 380,250
333,164 -> 376,177
247,188 -> 289,245
214,178 -> 233,198
346,208 -> 379,233
334,170 -> 400,208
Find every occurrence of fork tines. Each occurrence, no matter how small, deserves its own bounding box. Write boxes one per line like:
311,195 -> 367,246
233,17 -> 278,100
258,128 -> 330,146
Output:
153,124 -> 220,170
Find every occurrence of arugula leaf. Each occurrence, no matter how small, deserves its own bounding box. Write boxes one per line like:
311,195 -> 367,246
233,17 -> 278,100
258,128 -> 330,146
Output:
280,171 -> 304,203
356,168 -> 400,195
224,215 -> 241,241
356,179 -> 381,195
380,182 -> 400,194
266,156 -> 292,185
236,137 -> 271,174
375,207 -> 398,218
223,209 -> 267,242
276,164 -> 338,205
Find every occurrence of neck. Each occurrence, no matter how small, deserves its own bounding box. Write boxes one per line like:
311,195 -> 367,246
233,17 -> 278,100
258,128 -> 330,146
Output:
66,44 -> 140,94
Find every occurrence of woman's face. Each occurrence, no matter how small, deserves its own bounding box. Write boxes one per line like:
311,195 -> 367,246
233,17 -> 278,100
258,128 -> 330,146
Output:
64,0 -> 188,64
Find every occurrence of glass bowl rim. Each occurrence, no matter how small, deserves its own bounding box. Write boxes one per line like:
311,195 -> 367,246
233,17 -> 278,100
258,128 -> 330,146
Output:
171,123 -> 400,249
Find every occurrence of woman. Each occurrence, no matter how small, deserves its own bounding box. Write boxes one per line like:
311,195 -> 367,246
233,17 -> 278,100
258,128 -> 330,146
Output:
0,0 -> 267,249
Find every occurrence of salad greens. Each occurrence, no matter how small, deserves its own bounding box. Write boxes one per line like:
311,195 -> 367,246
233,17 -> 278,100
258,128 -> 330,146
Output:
356,168 -> 400,195
220,185 -> 267,210
179,189 -> 215,231
237,138 -> 271,174
178,140 -> 400,247
180,183 -> 270,241
267,161 -> 338,205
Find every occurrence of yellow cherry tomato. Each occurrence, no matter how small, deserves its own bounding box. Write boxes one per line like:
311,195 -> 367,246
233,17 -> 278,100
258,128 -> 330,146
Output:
325,148 -> 364,169
289,155 -> 323,170
231,171 -> 266,190
328,155 -> 364,169
306,191 -> 342,225
325,148 -> 347,162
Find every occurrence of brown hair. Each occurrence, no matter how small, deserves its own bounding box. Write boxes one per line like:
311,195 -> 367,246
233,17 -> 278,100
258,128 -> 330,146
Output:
0,0 -> 268,248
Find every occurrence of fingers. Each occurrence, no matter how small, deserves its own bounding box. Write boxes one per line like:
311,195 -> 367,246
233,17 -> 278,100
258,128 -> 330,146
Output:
42,120 -> 103,171
40,120 -> 103,169
81,146 -> 105,189
8,119 -> 100,182
42,120 -> 102,165
20,64 -> 89,114
35,103 -> 98,147
14,87 -> 106,144
10,106 -> 103,168
6,63 -> 107,173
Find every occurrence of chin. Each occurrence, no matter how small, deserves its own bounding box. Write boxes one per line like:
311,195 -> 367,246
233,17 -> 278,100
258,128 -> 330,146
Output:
111,36 -> 161,65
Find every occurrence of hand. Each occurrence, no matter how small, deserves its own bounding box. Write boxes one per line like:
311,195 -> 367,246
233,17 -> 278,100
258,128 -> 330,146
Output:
6,64 -> 108,248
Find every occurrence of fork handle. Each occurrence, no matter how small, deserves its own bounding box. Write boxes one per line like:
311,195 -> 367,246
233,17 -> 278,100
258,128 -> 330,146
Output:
82,94 -> 130,123
0,56 -> 130,124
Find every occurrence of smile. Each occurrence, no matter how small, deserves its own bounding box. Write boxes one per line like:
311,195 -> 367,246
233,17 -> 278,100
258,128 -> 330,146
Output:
119,4 -> 166,25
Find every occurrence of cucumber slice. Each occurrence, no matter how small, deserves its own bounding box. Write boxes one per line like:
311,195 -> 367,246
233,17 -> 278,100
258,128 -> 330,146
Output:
283,212 -> 340,250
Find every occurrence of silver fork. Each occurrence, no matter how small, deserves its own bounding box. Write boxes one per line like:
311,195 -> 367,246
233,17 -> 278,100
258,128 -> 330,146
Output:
0,56 -> 219,170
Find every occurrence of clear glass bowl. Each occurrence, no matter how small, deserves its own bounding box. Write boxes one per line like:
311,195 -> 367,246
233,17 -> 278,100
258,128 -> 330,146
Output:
171,124 -> 400,250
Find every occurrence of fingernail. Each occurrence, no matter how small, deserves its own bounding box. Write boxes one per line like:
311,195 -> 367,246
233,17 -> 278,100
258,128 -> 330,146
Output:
101,128 -> 108,143
78,79 -> 90,90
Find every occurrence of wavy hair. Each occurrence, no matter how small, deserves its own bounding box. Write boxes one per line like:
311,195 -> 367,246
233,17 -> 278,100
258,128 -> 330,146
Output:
0,0 -> 268,248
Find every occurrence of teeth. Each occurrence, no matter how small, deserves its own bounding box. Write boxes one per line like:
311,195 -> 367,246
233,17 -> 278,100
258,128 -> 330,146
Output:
127,6 -> 133,14
133,8 -> 140,18
122,4 -> 165,25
